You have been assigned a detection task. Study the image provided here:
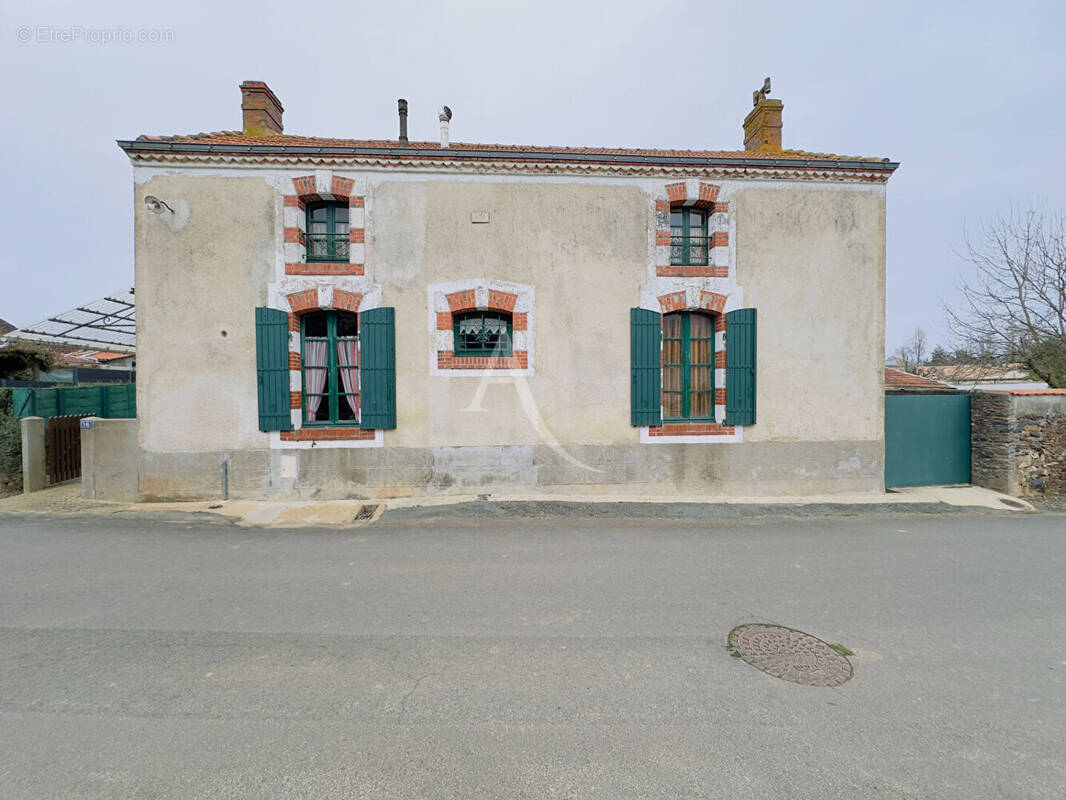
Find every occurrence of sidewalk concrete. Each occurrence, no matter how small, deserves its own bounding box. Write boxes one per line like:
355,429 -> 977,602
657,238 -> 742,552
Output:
0,480 -> 1034,528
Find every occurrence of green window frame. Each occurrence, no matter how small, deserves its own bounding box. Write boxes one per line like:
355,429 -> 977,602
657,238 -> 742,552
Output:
300,310 -> 360,426
662,311 -> 715,421
453,311 -> 513,357
305,202 -> 350,263
670,208 -> 709,266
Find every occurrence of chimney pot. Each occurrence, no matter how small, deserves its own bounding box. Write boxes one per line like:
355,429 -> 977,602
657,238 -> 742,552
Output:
439,105 -> 452,148
240,81 -> 284,136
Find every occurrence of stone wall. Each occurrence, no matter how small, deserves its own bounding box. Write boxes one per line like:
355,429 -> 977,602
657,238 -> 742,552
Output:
971,391 -> 1066,497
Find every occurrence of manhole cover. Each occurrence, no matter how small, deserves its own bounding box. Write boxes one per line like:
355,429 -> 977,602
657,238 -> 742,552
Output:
728,624 -> 853,686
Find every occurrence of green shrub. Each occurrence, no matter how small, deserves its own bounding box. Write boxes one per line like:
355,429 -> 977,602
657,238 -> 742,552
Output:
0,388 -> 22,488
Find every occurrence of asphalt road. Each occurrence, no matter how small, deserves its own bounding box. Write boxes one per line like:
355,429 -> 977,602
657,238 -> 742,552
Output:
1,509 -> 1064,799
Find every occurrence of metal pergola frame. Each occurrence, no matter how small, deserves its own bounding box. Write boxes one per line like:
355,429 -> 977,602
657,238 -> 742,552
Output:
2,288 -> 136,353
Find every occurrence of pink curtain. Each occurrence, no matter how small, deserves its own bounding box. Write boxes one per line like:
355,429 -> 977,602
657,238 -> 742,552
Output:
337,340 -> 359,416
304,341 -> 328,418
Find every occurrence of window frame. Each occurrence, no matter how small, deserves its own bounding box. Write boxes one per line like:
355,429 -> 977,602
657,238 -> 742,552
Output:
300,310 -> 360,427
669,207 -> 709,266
452,310 -> 514,358
662,311 -> 715,422
304,201 -> 350,263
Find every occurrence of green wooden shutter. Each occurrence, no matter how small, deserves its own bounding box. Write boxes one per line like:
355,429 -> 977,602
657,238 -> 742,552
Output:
255,307 -> 294,431
725,308 -> 757,426
630,308 -> 662,427
359,307 -> 397,430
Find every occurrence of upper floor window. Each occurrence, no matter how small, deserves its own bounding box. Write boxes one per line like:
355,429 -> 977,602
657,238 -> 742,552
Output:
662,311 -> 714,420
306,202 -> 350,263
454,311 -> 513,357
670,208 -> 708,266
301,310 -> 359,425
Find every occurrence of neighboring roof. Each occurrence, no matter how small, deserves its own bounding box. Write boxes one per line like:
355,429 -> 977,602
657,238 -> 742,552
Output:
917,364 -> 1036,384
885,367 -> 953,390
3,289 -> 135,353
56,349 -> 133,366
118,133 -> 898,175
0,318 -> 14,336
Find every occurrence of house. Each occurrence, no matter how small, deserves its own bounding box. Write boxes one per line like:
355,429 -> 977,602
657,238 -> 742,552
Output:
884,367 -> 955,392
55,350 -> 135,370
113,80 -> 898,501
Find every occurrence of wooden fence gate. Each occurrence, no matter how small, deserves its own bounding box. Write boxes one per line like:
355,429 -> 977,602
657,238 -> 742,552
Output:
47,415 -> 89,484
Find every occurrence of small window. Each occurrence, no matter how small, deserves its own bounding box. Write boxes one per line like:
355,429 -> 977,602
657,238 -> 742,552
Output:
305,202 -> 350,263
662,311 -> 714,421
301,310 -> 359,425
670,208 -> 708,266
453,311 -> 513,357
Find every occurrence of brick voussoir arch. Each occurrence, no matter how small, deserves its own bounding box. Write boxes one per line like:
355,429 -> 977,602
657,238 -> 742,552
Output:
657,290 -> 727,314
283,174 -> 365,276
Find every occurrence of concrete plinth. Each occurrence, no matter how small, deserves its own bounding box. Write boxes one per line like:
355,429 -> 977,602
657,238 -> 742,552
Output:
20,417 -> 46,493
81,418 -> 138,502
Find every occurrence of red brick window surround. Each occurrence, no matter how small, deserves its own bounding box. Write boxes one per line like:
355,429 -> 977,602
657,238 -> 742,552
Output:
642,291 -> 734,438
430,282 -> 534,374
284,174 -> 365,276
655,181 -> 729,278
277,287 -> 377,443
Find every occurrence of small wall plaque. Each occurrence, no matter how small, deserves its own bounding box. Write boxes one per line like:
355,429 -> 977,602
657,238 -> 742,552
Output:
80,419 -> 94,429
471,211 -> 490,224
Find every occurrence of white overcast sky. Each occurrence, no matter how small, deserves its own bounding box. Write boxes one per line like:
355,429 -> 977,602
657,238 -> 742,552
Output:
1,0 -> 1064,353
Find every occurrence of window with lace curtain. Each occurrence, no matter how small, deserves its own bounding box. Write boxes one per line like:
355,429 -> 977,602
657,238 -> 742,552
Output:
300,310 -> 360,425
453,311 -> 513,357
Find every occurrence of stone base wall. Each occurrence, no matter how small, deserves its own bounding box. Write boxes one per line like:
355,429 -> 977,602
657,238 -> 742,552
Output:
971,392 -> 1066,497
135,440 -> 885,502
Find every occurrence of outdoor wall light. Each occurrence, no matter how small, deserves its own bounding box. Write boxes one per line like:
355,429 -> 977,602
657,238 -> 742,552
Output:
144,195 -> 174,214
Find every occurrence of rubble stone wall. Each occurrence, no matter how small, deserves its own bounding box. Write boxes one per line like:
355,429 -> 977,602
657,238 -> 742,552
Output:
971,392 -> 1066,496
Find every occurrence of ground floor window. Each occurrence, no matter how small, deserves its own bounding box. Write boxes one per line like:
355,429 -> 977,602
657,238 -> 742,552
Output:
663,311 -> 714,420
453,311 -> 513,357
301,309 -> 359,425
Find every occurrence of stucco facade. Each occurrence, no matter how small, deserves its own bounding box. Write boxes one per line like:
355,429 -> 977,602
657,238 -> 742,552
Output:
120,82 -> 897,501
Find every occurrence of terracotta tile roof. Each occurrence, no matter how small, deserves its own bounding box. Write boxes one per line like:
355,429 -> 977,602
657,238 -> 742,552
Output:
885,367 -> 953,390
56,349 -> 132,366
130,131 -> 895,165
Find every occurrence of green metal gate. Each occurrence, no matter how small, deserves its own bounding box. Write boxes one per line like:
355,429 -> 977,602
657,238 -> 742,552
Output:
885,394 -> 971,488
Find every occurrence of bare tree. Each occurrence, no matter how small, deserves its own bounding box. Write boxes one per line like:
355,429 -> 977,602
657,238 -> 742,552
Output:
891,328 -> 927,373
946,207 -> 1066,387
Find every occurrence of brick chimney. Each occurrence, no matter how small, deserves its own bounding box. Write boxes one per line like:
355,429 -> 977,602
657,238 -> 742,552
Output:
743,79 -> 782,152
240,81 -> 284,136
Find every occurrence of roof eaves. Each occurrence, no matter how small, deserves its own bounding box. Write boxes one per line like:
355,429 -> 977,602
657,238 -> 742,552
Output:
116,139 -> 899,172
